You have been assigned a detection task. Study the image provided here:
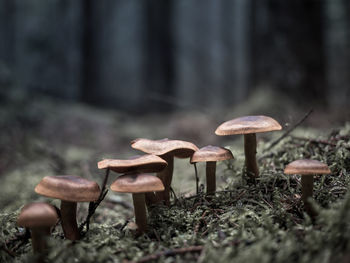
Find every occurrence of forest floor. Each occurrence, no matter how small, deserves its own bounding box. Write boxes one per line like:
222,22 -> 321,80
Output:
0,91 -> 349,262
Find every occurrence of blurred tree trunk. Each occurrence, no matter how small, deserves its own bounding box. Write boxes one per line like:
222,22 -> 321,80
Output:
12,0 -> 83,100
324,0 -> 350,108
223,0 -> 251,104
251,0 -> 327,104
81,0 -> 95,103
0,0 -> 15,68
144,0 -> 174,111
173,0 -> 251,111
84,0 -> 146,111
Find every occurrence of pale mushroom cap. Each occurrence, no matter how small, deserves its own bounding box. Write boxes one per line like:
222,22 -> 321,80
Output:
110,173 -> 165,193
131,138 -> 199,158
215,115 -> 282,136
17,202 -> 58,228
284,159 -> 331,175
97,154 -> 167,174
190,145 -> 234,163
35,175 -> 101,202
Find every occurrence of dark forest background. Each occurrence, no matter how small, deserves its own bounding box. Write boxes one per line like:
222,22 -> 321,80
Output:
0,0 -> 349,113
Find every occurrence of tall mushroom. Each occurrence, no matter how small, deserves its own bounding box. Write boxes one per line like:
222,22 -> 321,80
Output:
97,154 -> 167,205
17,202 -> 58,256
35,175 -> 100,240
110,173 -> 164,234
215,115 -> 282,178
190,145 -> 234,195
284,159 -> 331,215
131,138 -> 198,205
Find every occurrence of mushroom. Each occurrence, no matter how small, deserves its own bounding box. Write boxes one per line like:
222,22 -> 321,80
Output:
131,138 -> 198,205
17,202 -> 58,255
110,173 -> 164,234
98,154 -> 168,174
190,145 -> 234,195
98,154 -> 167,205
284,159 -> 331,215
215,115 -> 282,178
35,175 -> 100,240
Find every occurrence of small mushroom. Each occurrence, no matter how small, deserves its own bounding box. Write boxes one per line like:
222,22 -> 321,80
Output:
98,154 -> 167,174
110,173 -> 164,234
284,159 -> 331,215
35,175 -> 100,240
98,154 -> 167,205
215,115 -> 282,178
131,138 -> 198,205
17,202 -> 58,254
190,145 -> 234,194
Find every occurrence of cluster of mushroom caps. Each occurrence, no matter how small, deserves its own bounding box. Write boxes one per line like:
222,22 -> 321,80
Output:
17,115 -> 331,255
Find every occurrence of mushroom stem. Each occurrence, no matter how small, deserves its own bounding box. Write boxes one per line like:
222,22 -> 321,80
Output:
244,133 -> 259,178
301,175 -> 314,215
30,227 -> 51,253
132,193 -> 147,234
60,201 -> 80,240
206,161 -> 216,194
155,154 -> 174,205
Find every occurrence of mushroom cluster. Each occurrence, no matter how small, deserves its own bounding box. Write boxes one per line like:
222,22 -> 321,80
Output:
16,113 -> 333,258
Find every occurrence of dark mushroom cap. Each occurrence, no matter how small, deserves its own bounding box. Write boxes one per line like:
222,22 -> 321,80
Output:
17,202 -> 58,228
284,159 -> 331,175
131,138 -> 198,158
97,154 -> 167,174
190,145 -> 234,163
35,175 -> 101,202
110,173 -> 164,193
215,115 -> 282,136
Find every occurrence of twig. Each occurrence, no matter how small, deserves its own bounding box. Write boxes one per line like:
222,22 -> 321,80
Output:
105,199 -> 133,210
4,228 -> 31,254
194,163 -> 199,195
136,245 -> 203,263
184,189 -> 245,200
262,109 -> 314,154
79,168 -> 110,233
291,136 -> 337,147
170,187 -> 178,203
1,243 -> 16,257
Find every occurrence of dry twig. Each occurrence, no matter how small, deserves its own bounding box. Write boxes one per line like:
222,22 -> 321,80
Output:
135,245 -> 203,263
79,168 -> 110,233
263,109 -> 313,153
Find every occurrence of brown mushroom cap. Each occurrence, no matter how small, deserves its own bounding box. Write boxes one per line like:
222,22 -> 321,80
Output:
131,138 -> 198,158
215,115 -> 282,136
110,173 -> 164,193
97,154 -> 167,174
35,175 -> 101,202
17,202 -> 58,228
284,159 -> 331,175
190,145 -> 234,163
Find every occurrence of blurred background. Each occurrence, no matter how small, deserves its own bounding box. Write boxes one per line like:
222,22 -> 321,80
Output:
1,0 -> 350,111
0,0 -> 349,205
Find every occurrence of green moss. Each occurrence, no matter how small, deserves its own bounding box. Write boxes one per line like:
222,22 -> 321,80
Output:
1,114 -> 349,262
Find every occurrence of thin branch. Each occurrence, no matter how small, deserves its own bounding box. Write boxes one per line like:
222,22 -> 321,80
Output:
1,243 -> 16,257
262,109 -> 314,153
136,245 -> 203,263
170,187 -> 178,203
4,228 -> 30,254
194,163 -> 199,195
291,136 -> 337,147
104,199 -> 133,210
79,168 -> 110,233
